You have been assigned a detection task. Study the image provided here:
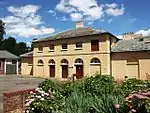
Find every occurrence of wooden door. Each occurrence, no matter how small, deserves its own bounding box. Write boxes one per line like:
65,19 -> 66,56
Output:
0,61 -> 4,75
62,65 -> 68,78
50,65 -> 55,77
76,65 -> 83,79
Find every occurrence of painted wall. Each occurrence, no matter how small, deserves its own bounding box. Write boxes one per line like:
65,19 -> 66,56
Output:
112,51 -> 150,80
33,34 -> 113,78
21,57 -> 33,75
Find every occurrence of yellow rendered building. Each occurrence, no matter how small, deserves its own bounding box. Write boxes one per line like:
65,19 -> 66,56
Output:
20,22 -> 150,81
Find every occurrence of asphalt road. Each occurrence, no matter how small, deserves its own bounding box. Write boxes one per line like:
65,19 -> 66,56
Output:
0,74 -> 44,113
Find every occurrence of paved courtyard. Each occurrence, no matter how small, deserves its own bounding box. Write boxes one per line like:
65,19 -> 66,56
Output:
0,74 -> 44,112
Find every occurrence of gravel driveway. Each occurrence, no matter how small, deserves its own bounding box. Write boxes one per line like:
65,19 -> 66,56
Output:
0,74 -> 44,113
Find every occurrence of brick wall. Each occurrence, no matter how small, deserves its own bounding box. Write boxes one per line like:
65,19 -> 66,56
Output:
3,89 -> 35,113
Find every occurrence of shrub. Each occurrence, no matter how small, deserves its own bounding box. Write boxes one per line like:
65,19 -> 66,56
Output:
124,90 -> 150,113
121,78 -> 150,95
38,79 -> 59,92
25,75 -> 150,113
90,94 -> 125,113
84,74 -> 120,95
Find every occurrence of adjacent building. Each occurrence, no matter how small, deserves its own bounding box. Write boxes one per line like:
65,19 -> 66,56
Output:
0,50 -> 19,75
112,36 -> 150,80
20,51 -> 33,75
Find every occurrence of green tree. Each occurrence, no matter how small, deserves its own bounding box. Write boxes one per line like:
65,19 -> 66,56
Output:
0,37 -> 16,53
0,19 -> 5,40
0,37 -> 29,56
15,42 -> 28,56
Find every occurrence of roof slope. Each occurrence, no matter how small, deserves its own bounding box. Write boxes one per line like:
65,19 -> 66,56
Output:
0,50 -> 18,59
112,36 -> 150,52
20,51 -> 33,58
34,27 -> 112,42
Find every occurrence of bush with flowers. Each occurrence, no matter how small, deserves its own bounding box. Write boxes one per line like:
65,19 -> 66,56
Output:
124,90 -> 150,113
25,74 -> 150,113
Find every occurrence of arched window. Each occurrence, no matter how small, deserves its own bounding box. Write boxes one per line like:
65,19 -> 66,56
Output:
90,58 -> 100,65
75,58 -> 83,65
49,59 -> 55,65
61,59 -> 68,65
38,60 -> 44,65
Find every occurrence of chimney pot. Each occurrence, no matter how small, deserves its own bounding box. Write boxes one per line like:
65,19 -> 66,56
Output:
76,21 -> 84,28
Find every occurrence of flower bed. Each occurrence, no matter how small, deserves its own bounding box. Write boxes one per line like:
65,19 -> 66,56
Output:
25,74 -> 150,113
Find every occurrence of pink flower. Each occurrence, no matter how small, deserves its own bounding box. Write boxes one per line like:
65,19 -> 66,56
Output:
131,109 -> 136,112
134,94 -> 145,99
115,104 -> 120,109
125,95 -> 133,100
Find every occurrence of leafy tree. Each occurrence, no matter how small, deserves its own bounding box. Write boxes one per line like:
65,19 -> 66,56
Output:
0,37 -> 16,53
15,42 -> 29,56
0,37 -> 30,56
0,19 -> 5,40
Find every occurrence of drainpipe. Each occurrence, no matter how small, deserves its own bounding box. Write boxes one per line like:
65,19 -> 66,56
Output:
109,36 -> 112,76
16,59 -> 19,75
4,59 -> 6,74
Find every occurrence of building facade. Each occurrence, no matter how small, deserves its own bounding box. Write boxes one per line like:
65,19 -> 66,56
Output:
20,23 -> 150,81
20,51 -> 33,75
32,27 -> 117,79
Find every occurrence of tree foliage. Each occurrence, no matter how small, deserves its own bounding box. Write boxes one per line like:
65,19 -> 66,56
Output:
0,37 -> 31,56
0,19 -> 5,40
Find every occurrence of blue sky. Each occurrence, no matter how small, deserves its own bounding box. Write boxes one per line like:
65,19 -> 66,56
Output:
0,0 -> 150,46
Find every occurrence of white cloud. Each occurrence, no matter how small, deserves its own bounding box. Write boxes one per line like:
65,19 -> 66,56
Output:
26,41 -> 31,47
88,21 -> 94,25
48,10 -> 56,16
2,5 -> 55,38
56,0 -> 77,13
61,16 -> 69,21
106,3 -> 118,8
70,13 -> 83,21
117,35 -> 123,39
105,4 -> 124,16
7,5 -> 40,18
135,29 -> 150,37
55,0 -> 124,22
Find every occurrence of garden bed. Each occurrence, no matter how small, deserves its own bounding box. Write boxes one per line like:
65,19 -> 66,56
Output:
25,74 -> 150,113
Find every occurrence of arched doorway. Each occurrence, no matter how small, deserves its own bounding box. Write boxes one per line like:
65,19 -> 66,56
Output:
37,59 -> 44,77
61,59 -> 68,78
90,58 -> 101,75
49,59 -> 55,77
75,58 -> 84,79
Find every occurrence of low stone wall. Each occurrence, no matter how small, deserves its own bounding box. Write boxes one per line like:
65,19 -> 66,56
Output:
3,89 -> 35,113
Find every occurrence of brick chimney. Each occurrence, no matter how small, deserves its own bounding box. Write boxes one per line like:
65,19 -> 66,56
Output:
122,32 -> 134,40
76,21 -> 84,28
122,32 -> 142,40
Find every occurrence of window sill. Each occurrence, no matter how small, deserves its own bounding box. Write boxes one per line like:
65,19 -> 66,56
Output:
37,64 -> 44,66
91,50 -> 99,52
61,49 -> 68,51
75,48 -> 82,50
49,50 -> 55,52
37,51 -> 43,53
90,63 -> 101,65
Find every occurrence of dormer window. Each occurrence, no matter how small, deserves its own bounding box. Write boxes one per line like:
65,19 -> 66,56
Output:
49,44 -> 55,52
61,43 -> 68,51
